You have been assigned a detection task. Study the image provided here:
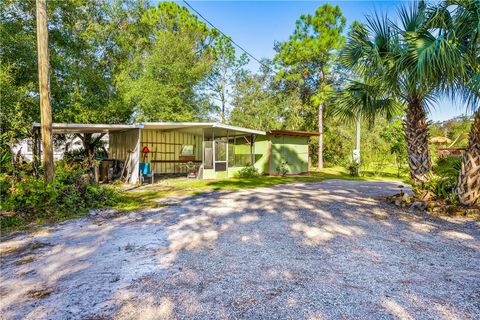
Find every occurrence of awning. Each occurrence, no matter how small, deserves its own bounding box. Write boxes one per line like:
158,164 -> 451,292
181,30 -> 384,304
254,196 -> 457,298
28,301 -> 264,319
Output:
32,122 -> 265,136
32,123 -> 140,134
267,130 -> 320,137
141,122 -> 265,136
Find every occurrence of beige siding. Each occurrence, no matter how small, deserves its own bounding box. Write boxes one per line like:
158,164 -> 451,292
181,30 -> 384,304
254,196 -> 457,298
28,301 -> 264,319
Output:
109,129 -> 140,183
140,129 -> 202,175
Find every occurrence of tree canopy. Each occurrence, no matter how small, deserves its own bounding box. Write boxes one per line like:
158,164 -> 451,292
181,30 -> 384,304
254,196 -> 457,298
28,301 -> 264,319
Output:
274,4 -> 346,129
2,0 -> 477,190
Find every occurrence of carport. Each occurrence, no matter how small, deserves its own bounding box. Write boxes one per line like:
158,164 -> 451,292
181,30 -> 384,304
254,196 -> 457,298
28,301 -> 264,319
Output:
32,123 -> 142,183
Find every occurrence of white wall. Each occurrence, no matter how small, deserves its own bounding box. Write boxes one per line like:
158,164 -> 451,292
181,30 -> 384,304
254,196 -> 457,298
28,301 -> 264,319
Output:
12,136 -> 85,162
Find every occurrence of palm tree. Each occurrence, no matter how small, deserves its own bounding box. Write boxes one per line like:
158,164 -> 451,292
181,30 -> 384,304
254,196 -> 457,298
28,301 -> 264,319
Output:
341,1 -> 465,187
331,79 -> 403,126
436,0 -> 480,205
458,110 -> 480,205
331,78 -> 404,171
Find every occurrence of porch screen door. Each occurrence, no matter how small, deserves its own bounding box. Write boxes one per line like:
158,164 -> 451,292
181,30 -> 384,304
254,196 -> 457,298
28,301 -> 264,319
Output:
214,140 -> 227,171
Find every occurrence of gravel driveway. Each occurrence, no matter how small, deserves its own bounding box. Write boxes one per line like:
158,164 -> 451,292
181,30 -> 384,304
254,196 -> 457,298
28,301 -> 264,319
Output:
1,179 -> 479,319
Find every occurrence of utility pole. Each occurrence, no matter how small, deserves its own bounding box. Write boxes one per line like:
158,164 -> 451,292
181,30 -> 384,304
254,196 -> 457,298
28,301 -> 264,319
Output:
36,0 -> 55,181
353,118 -> 361,165
317,104 -> 324,169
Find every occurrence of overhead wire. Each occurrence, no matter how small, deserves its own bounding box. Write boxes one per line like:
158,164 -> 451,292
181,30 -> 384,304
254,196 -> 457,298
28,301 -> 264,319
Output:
182,0 -> 276,73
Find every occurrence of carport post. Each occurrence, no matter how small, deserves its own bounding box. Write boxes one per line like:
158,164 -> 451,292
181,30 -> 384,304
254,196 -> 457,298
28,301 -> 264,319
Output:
250,134 -> 254,165
212,127 -> 215,172
129,128 -> 141,184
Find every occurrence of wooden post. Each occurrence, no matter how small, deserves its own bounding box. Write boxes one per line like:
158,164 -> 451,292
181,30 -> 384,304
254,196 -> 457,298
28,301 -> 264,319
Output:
250,134 -> 254,165
36,0 -> 55,181
31,127 -> 41,177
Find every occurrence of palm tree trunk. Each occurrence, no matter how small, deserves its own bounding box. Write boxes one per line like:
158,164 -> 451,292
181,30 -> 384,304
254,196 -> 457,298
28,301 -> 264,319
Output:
457,110 -> 480,206
404,100 -> 431,186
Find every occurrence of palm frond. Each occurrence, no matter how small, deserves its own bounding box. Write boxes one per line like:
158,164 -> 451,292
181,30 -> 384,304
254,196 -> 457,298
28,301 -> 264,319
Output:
330,79 -> 404,125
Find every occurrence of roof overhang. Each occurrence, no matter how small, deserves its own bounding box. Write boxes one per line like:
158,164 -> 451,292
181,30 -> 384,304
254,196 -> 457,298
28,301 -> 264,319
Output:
32,123 -> 141,134
141,122 -> 265,136
32,122 -> 265,136
267,130 -> 320,137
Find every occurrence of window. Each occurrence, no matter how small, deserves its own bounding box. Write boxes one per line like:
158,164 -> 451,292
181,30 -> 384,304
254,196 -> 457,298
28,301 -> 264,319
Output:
214,140 -> 227,172
235,137 -> 251,167
214,140 -> 226,161
181,144 -> 194,156
228,139 -> 235,167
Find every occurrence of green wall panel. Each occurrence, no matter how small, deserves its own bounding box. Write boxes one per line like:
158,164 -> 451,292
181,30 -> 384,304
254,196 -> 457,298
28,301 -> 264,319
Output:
253,136 -> 269,174
199,133 -> 310,179
270,135 -> 309,175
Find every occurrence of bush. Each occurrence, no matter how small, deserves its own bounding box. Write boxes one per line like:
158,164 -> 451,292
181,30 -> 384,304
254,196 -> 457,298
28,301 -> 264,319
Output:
347,162 -> 360,176
276,160 -> 289,176
433,156 -> 461,178
63,148 -> 87,162
423,156 -> 462,203
236,165 -> 259,178
0,161 -> 120,230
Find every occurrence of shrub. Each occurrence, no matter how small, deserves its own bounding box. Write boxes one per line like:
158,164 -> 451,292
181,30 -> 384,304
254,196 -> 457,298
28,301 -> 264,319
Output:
236,165 -> 259,178
347,162 -> 360,176
0,161 -> 120,230
63,148 -> 87,162
433,156 -> 461,178
276,160 -> 288,176
423,156 -> 462,203
424,174 -> 459,203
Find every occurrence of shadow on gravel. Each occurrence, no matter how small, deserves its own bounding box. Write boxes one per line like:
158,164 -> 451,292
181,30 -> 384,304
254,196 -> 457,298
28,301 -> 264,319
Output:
1,180 -> 479,319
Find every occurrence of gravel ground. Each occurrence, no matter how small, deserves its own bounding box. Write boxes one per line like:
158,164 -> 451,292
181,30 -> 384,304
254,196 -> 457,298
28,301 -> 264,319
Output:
1,179 -> 479,320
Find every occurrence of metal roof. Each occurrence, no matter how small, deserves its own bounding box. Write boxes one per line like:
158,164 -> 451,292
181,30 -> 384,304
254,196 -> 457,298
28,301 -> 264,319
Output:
140,122 -> 265,135
267,130 -> 320,137
32,123 -> 141,134
32,122 -> 265,135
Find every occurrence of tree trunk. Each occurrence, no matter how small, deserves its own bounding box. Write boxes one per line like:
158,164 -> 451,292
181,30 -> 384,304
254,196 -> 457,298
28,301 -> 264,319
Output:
318,104 -> 324,169
404,100 -> 431,186
457,109 -> 480,205
36,0 -> 55,181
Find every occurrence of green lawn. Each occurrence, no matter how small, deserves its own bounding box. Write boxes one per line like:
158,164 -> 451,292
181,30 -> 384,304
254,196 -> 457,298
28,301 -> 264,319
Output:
115,167 -> 409,211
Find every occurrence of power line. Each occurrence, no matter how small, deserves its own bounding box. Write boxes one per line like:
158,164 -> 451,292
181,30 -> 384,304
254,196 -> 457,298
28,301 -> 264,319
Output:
182,0 -> 273,71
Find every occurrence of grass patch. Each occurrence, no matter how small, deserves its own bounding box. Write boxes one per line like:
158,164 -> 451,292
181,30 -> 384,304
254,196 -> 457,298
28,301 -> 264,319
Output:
1,167 -> 407,234
114,167 -> 409,211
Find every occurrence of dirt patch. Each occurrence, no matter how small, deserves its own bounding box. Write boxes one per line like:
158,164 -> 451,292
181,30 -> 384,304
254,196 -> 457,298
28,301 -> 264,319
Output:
0,241 -> 53,257
1,180 -> 479,319
27,287 -> 54,300
14,256 -> 35,266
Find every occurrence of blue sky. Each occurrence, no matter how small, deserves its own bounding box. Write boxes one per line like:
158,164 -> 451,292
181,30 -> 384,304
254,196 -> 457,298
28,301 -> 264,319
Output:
171,0 -> 471,122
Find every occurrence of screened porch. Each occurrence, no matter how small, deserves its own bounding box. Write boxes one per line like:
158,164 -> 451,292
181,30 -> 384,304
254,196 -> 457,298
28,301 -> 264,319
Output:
139,123 -> 266,180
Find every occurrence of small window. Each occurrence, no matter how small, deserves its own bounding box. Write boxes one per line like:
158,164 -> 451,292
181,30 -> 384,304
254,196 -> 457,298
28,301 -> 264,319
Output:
181,145 -> 194,156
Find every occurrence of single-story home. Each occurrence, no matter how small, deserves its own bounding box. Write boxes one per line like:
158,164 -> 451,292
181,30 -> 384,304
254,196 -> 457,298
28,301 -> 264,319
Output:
32,122 -> 319,183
